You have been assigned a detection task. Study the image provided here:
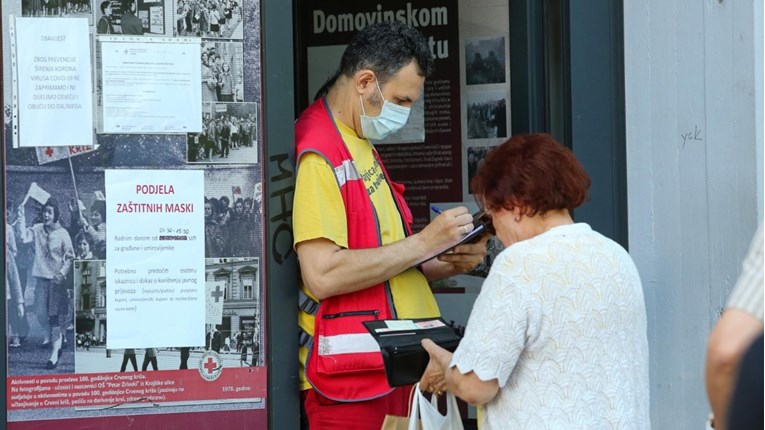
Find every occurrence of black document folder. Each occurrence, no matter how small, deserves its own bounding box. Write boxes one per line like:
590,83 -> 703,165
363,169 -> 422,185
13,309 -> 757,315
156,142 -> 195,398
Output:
363,318 -> 462,387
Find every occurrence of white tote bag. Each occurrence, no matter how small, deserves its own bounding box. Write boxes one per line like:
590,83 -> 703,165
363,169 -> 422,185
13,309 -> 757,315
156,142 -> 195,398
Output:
408,384 -> 464,430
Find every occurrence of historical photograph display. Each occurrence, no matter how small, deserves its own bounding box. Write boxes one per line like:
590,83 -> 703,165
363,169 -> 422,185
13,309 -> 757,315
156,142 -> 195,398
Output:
188,102 -> 258,164
466,91 -> 507,139
465,35 -> 506,85
3,0 -> 266,422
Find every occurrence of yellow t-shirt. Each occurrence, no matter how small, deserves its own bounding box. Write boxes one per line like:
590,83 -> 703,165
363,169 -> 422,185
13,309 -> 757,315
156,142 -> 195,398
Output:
294,120 -> 440,391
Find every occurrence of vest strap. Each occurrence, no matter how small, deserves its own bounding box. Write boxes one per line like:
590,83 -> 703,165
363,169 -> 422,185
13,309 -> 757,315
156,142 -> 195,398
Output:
299,289 -> 319,315
299,327 -> 311,347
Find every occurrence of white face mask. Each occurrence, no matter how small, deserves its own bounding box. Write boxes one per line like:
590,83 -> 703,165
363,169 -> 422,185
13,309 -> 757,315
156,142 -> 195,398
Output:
359,80 -> 411,141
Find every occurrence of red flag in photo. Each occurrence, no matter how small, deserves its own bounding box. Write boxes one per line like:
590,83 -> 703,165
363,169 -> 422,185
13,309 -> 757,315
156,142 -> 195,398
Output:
35,145 -> 95,165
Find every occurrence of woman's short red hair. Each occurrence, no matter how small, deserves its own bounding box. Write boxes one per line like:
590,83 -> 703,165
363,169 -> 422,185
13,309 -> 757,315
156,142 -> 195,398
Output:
471,133 -> 591,216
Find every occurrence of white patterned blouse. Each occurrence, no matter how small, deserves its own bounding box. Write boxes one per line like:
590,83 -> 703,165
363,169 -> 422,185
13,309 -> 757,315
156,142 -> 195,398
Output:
451,223 -> 650,429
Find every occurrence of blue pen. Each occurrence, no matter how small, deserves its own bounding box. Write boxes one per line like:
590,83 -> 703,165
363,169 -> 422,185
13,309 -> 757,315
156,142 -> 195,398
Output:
431,206 -> 442,215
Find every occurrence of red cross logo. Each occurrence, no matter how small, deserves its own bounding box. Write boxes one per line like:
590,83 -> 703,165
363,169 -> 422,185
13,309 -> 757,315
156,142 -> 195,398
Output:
45,147 -> 54,158
198,350 -> 223,381
203,356 -> 218,374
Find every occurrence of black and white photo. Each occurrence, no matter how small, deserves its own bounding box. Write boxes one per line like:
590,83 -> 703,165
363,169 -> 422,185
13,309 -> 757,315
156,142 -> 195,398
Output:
188,102 -> 258,164
204,167 -> 263,259
466,91 -> 507,139
22,0 -> 93,21
201,41 -> 245,103
466,145 -> 494,191
5,171 -> 106,376
173,0 -> 243,39
465,36 -> 506,85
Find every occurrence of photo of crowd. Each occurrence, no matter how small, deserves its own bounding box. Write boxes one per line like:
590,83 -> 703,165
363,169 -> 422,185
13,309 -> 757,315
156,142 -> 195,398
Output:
465,36 -> 507,85
188,102 -> 258,164
22,0 -> 92,18
201,42 -> 245,102
203,182 -> 262,258
5,171 -> 106,376
466,92 -> 507,139
173,0 -> 243,39
204,166 -> 262,259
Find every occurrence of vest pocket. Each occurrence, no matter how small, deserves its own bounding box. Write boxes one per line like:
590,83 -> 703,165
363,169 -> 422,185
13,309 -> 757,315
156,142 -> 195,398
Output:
315,310 -> 385,375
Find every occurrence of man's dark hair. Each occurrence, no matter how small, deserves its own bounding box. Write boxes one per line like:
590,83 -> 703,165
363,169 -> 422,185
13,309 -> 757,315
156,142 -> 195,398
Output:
120,0 -> 134,12
100,1 -> 111,14
315,21 -> 433,99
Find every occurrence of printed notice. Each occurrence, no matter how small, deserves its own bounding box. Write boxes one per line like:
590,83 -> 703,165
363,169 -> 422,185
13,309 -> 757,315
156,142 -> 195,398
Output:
105,169 -> 205,349
15,17 -> 93,147
99,37 -> 202,133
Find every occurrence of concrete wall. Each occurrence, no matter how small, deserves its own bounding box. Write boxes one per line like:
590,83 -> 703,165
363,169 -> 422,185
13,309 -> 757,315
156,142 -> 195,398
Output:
624,1 -> 762,428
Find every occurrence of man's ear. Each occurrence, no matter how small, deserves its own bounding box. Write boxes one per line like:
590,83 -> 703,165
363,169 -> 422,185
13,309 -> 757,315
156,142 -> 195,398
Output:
354,69 -> 376,95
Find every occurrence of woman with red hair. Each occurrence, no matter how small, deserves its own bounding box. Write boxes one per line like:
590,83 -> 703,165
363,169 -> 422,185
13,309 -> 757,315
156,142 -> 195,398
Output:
420,134 -> 650,428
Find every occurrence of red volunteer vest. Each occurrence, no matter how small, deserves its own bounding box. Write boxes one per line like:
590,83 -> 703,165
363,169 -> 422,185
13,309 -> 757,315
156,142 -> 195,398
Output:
295,98 -> 415,401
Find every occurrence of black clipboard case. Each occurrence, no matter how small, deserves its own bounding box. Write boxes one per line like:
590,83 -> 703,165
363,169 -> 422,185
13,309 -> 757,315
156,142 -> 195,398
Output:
363,318 -> 462,387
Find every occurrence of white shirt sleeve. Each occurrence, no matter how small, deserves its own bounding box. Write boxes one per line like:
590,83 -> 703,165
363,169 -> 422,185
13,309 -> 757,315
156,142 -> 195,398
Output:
726,223 -> 764,321
450,269 -> 541,388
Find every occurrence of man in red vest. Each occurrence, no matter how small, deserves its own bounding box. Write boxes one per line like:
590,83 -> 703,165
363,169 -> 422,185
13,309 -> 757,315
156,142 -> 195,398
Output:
294,21 -> 489,429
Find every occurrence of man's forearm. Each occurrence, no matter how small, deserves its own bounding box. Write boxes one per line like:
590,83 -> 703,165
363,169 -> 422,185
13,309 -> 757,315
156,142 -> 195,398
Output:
297,234 -> 430,300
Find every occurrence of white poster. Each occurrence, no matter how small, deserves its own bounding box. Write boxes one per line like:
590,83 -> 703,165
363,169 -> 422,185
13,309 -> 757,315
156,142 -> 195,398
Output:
205,280 -> 226,325
14,17 -> 93,147
105,169 -> 205,349
100,36 -> 201,133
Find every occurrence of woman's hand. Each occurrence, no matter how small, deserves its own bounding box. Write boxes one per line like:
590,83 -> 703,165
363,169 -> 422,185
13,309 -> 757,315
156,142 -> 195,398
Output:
419,355 -> 446,395
419,339 -> 453,395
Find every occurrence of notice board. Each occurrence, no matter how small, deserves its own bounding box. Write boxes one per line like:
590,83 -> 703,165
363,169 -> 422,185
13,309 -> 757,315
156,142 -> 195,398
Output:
2,0 -> 268,428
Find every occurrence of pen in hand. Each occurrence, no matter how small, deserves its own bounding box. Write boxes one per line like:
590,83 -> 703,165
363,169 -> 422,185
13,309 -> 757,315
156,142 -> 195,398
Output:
431,206 -> 442,215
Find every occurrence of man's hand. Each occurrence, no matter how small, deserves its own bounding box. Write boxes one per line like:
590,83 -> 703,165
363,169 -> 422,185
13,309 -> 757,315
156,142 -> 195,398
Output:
437,234 -> 490,273
422,233 -> 490,282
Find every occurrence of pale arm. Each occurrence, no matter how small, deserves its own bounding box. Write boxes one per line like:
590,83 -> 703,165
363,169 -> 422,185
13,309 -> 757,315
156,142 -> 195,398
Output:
15,206 -> 33,244
420,338 -> 499,406
704,309 -> 763,430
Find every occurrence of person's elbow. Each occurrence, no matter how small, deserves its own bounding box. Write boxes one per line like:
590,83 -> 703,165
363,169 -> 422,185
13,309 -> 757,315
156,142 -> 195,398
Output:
706,309 -> 763,378
296,239 -> 343,301
460,388 -> 497,407
706,323 -> 748,379
452,373 -> 499,406
301,270 -> 334,301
